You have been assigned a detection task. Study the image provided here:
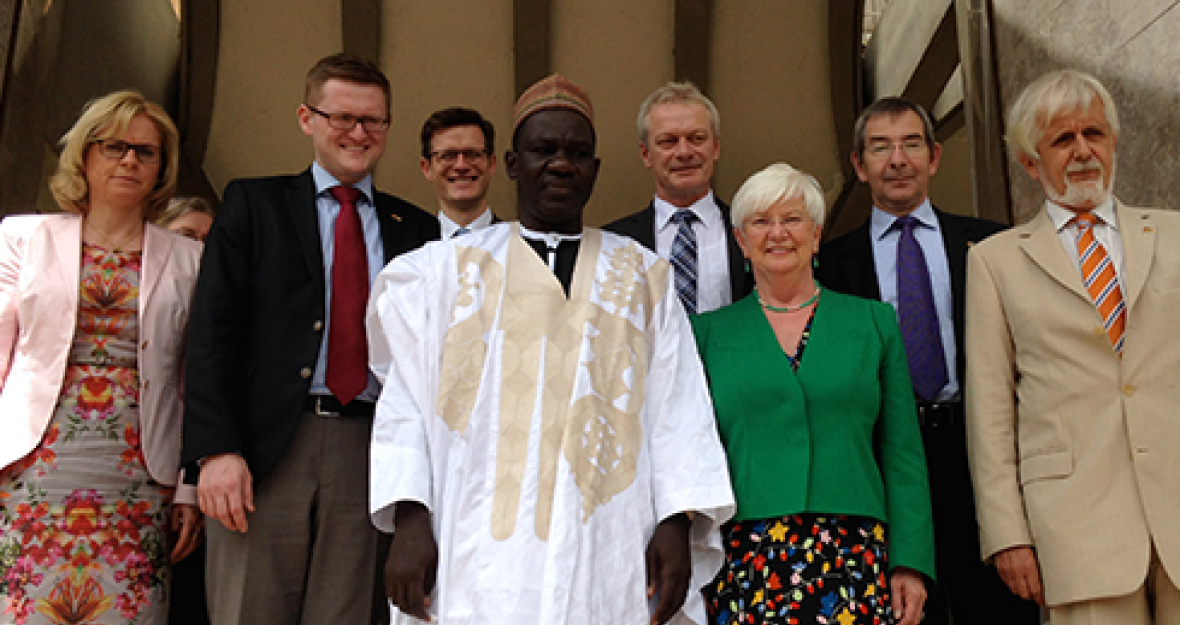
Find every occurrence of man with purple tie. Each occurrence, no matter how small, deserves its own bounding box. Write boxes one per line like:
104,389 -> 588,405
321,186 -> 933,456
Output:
816,97 -> 1037,625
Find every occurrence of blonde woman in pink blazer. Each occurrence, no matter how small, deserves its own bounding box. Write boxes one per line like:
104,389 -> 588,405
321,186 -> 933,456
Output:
0,91 -> 202,625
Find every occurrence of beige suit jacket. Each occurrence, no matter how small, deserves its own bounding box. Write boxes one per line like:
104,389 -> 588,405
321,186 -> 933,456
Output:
0,214 -> 202,503
966,201 -> 1180,606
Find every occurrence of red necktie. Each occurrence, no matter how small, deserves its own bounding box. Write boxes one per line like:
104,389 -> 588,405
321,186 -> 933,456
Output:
326,185 -> 368,403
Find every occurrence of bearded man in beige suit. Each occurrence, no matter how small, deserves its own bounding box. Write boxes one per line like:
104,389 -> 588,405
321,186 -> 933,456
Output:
966,68 -> 1180,625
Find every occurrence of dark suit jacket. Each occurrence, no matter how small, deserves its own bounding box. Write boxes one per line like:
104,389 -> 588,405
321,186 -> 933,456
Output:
816,207 -> 1004,383
604,196 -> 753,304
181,169 -> 438,485
816,206 -> 1034,625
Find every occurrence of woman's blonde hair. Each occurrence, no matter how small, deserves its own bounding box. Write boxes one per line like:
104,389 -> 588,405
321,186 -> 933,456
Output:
49,90 -> 180,220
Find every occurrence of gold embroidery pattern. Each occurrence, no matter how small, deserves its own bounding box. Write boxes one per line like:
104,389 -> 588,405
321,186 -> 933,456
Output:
485,230 -> 667,541
598,242 -> 648,320
563,244 -> 665,520
436,245 -> 503,433
494,237 -> 570,540
566,323 -> 645,520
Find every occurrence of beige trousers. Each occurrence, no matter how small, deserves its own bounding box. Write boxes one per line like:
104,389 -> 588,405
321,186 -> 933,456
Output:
1051,549 -> 1180,625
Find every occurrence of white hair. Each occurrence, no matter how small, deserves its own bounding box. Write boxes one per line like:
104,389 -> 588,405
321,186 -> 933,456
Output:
1006,69 -> 1119,161
731,163 -> 826,229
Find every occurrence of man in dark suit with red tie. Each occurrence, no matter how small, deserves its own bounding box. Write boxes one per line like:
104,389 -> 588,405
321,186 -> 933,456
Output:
182,53 -> 437,625
816,97 -> 1038,625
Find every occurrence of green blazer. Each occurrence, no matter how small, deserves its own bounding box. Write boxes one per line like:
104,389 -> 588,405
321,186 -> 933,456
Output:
691,289 -> 936,578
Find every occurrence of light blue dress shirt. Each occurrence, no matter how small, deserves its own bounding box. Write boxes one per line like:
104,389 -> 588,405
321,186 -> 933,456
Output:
869,200 -> 958,401
309,162 -> 384,401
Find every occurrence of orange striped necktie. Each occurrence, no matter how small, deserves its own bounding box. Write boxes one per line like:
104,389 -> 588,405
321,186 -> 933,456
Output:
1074,212 -> 1125,356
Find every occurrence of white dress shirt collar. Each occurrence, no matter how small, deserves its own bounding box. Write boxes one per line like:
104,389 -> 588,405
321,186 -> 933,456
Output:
518,225 -> 582,246
1046,196 -> 1118,234
653,190 -> 721,232
440,207 -> 494,239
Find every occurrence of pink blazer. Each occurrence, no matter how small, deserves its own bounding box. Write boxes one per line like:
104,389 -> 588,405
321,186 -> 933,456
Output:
0,214 -> 202,503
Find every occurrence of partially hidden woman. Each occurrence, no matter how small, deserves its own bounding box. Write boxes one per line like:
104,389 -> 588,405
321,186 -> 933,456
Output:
693,163 -> 936,625
156,196 -> 215,625
156,196 -> 215,242
0,91 -> 204,625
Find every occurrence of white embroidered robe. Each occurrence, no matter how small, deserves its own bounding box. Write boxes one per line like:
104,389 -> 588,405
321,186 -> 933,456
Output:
367,223 -> 734,625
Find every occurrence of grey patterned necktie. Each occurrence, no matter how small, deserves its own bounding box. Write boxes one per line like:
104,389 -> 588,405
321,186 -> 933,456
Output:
669,209 -> 698,314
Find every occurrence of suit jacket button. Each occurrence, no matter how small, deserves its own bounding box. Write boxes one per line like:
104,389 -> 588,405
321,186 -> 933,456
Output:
1123,384 -> 1135,396
300,367 -> 312,379
313,320 -> 324,332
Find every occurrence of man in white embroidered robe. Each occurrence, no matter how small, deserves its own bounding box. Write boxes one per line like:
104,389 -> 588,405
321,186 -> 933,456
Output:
367,75 -> 734,625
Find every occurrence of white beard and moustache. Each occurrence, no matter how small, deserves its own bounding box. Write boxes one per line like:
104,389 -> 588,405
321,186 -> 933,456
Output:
1042,158 -> 1116,209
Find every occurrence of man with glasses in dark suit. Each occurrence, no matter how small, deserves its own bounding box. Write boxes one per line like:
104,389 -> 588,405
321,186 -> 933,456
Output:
182,53 -> 437,625
817,97 -> 1038,625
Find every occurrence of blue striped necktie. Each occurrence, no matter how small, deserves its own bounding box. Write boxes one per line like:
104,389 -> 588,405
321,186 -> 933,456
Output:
669,209 -> 698,314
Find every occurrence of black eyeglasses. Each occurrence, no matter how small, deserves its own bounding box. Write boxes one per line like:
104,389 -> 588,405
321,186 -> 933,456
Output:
91,139 -> 162,164
305,104 -> 390,133
429,148 -> 491,165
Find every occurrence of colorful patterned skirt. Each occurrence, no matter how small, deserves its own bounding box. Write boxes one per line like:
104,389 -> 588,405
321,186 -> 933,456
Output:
705,513 -> 892,625
0,364 -> 171,625
0,245 -> 171,625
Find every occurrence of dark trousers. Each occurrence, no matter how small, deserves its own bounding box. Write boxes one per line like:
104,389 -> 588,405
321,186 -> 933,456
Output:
917,403 -> 1041,625
169,541 -> 210,625
204,412 -> 389,625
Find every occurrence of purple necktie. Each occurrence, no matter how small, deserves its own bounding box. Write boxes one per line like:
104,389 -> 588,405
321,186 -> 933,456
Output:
895,215 -> 949,400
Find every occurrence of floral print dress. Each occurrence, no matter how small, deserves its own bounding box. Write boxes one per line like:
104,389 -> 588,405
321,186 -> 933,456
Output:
0,243 -> 171,625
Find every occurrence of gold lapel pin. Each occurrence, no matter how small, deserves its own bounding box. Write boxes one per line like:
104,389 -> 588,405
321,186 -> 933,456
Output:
390,213 -> 403,222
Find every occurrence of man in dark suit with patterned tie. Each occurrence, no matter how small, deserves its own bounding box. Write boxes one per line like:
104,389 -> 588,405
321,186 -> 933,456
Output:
182,53 -> 437,625
816,97 -> 1038,625
604,82 -> 750,313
